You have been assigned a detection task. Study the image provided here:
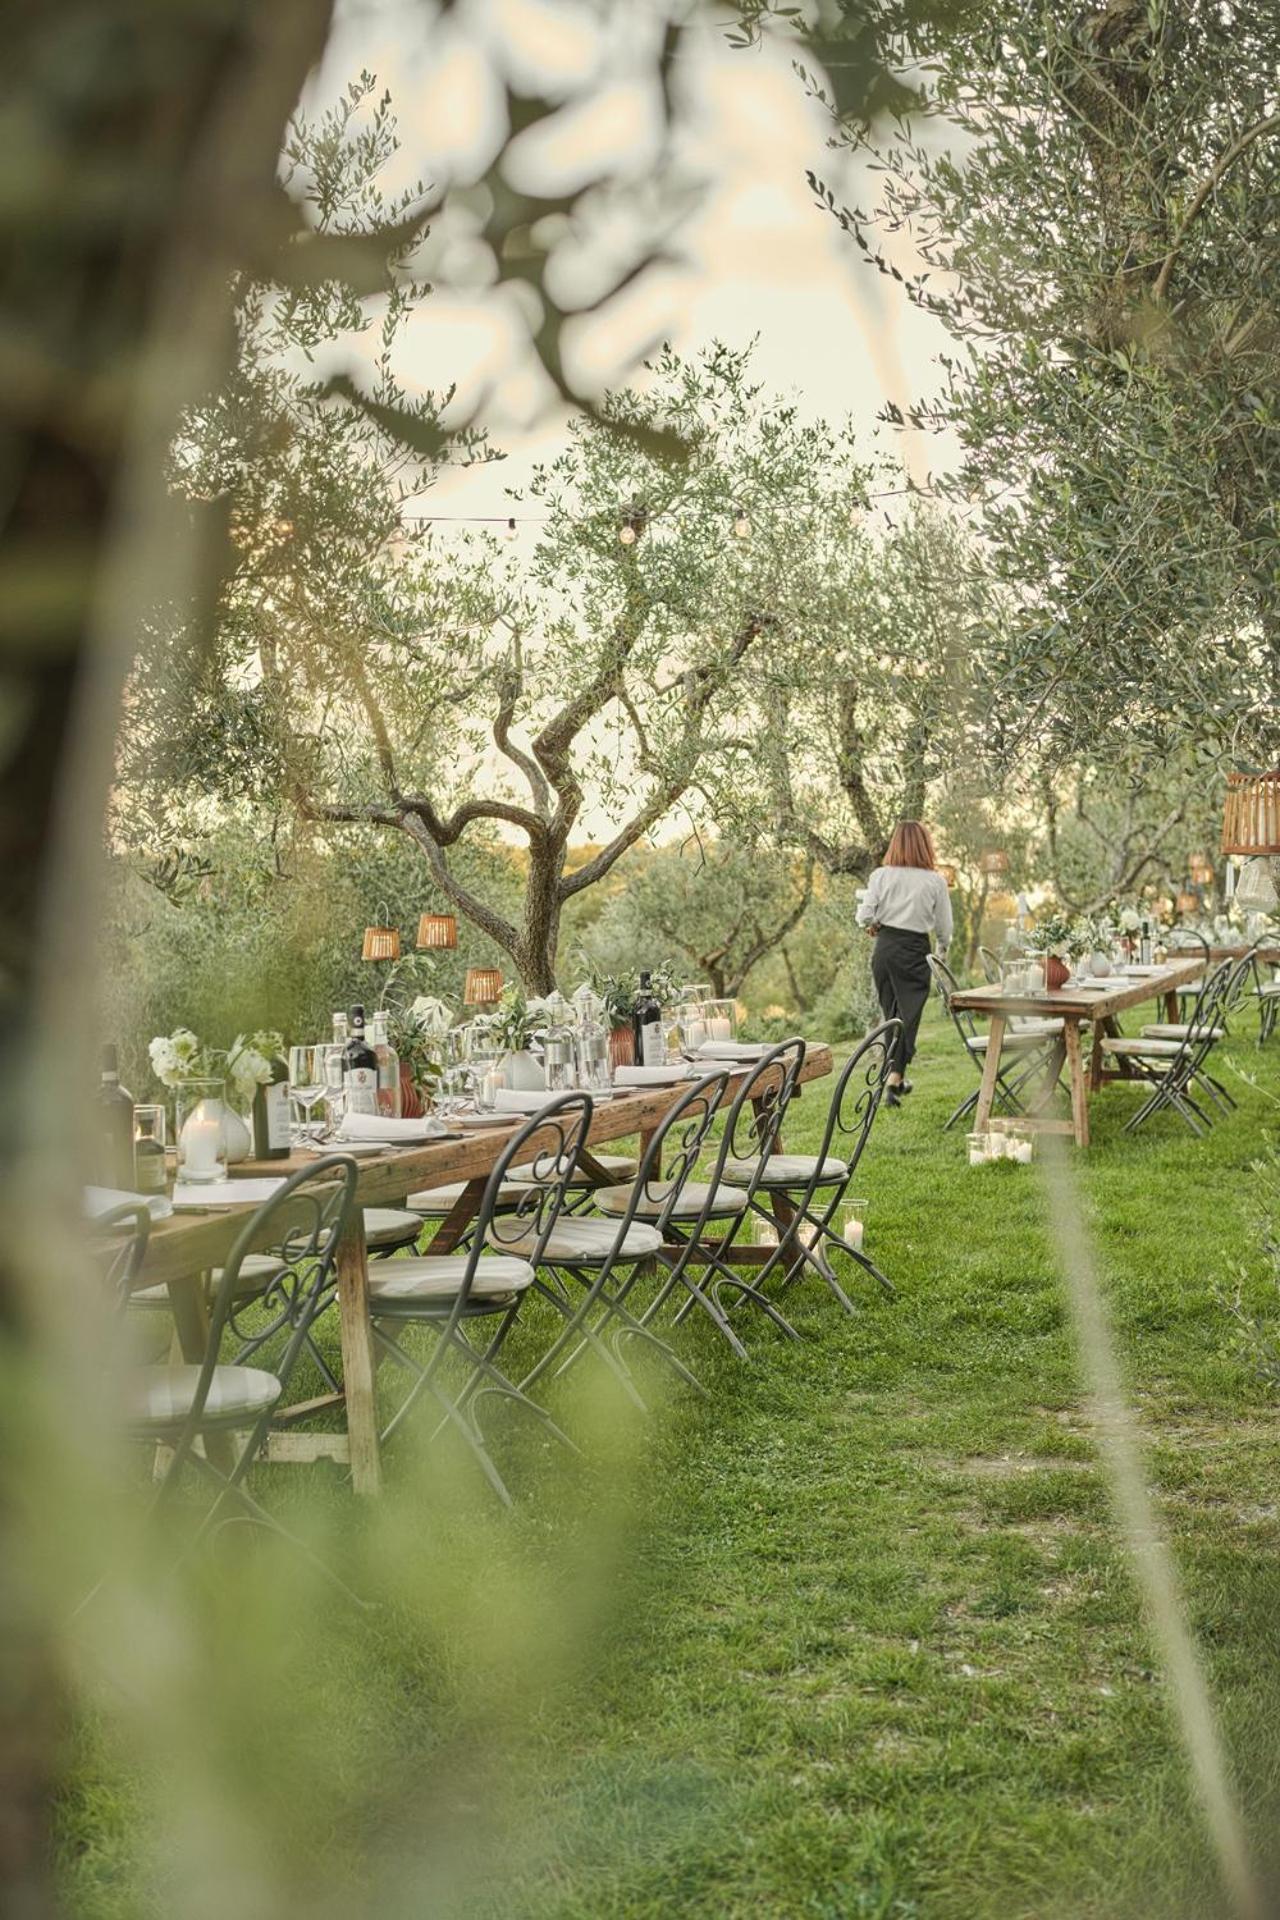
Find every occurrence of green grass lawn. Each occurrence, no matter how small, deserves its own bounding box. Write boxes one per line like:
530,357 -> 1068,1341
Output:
57,1007 -> 1280,1919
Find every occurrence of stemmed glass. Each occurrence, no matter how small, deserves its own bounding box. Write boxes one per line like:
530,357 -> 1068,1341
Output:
288,1044 -> 327,1143
434,1028 -> 473,1120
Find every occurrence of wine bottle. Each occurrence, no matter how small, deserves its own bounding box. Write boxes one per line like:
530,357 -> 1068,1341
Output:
252,1044 -> 291,1159
370,1010 -> 401,1118
343,1006 -> 380,1115
1139,918 -> 1153,966
632,971 -> 663,1068
95,1045 -> 135,1190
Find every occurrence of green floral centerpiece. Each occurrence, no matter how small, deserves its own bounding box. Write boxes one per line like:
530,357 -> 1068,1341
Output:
388,996 -> 451,1117
591,963 -> 679,1029
469,984 -> 551,1092
1023,912 -> 1091,987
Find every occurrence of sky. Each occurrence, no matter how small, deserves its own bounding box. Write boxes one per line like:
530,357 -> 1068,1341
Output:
310,0 -> 959,536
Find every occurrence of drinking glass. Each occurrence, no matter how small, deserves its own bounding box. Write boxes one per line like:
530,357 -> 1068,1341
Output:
288,1044 -> 327,1142
320,1043 -> 347,1137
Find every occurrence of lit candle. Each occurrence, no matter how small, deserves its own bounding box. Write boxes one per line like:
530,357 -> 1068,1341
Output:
707,1015 -> 732,1042
844,1215 -> 864,1250
183,1107 -> 222,1179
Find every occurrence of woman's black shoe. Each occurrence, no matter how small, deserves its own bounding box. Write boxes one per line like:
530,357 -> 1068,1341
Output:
899,1080 -> 914,1094
885,1086 -> 904,1107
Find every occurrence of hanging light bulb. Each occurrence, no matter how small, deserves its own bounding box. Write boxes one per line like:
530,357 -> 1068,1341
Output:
618,521 -> 638,546
732,507 -> 751,539
504,516 -> 517,540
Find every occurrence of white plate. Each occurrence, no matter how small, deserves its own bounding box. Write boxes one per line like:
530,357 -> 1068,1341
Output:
453,1111 -> 521,1128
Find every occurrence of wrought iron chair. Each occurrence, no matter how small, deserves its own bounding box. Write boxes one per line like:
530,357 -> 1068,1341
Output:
718,1021 -> 899,1313
928,955 -> 1060,1130
98,1200 -> 153,1312
636,1040 -> 810,1355
1256,955 -> 1280,1047
978,945 -> 1003,985
370,1094 -> 592,1502
1139,953 -> 1247,1113
513,1071 -> 732,1402
1098,961 -> 1233,1135
124,1157 -> 359,1547
1169,929 -> 1212,1016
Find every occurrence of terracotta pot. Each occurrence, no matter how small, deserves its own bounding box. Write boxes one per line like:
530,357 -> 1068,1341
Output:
398,1063 -> 425,1119
608,1025 -> 636,1070
1044,954 -> 1070,990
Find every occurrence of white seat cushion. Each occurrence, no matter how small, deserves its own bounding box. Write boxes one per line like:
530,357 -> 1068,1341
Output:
593,1179 -> 748,1219
509,1152 -> 638,1186
1100,1035 -> 1184,1056
966,1031 -> 1048,1054
405,1180 -> 525,1212
1009,1017 -> 1064,1037
129,1364 -> 281,1429
721,1153 -> 848,1186
1139,1023 -> 1225,1041
131,1252 -> 283,1309
1256,983 -> 1280,999
362,1207 -> 423,1248
490,1217 -> 664,1264
369,1253 -> 534,1304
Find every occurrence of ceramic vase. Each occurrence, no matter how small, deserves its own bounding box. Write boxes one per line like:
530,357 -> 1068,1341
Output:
1045,955 -> 1070,991
608,1025 -> 636,1070
501,1047 -> 545,1092
399,1063 -> 425,1119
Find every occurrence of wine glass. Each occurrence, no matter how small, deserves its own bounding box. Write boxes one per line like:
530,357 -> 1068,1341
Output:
288,1044 -> 327,1142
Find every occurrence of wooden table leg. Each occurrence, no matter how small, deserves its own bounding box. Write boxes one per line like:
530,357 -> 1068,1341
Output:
335,1216 -> 382,1495
974,1015 -> 1006,1132
428,1178 -> 486,1256
1164,986 -> 1181,1022
1063,1019 -> 1090,1147
1089,1018 -> 1106,1092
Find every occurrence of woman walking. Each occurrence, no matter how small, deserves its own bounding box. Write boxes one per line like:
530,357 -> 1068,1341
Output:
856,820 -> 953,1106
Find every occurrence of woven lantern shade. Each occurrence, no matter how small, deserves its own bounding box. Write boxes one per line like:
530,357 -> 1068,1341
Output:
361,924 -> 401,962
416,911 -> 458,950
1189,850 -> 1214,886
979,848 -> 1009,877
463,966 -> 503,1007
1222,771 -> 1280,855
1176,888 -> 1198,915
937,862 -> 958,888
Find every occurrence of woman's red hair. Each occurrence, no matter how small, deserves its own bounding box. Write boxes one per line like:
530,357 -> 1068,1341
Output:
883,820 -> 937,871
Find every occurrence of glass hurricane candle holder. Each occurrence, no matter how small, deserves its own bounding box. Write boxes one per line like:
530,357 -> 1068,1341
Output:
703,997 -> 738,1043
175,1078 -> 228,1184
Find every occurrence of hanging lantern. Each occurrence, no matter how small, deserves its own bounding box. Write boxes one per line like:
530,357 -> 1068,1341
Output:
416,911 -> 458,950
361,924 -> 400,962
1175,888 -> 1198,916
1189,850 -> 1214,886
937,862 -> 958,888
1221,770 -> 1280,855
979,848 -> 1010,877
463,966 -> 504,1007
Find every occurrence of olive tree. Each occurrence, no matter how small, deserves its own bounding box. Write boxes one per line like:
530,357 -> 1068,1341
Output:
815,0 -> 1280,768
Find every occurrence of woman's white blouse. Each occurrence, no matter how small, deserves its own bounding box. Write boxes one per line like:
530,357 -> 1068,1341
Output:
856,866 -> 953,947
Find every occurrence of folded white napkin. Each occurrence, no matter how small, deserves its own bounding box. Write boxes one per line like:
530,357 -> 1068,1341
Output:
696,1040 -> 770,1060
612,1064 -> 693,1086
493,1088 -> 557,1114
337,1112 -> 446,1143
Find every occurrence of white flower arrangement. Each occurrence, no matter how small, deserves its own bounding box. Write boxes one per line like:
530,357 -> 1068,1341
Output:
1117,906 -> 1143,934
148,1026 -> 282,1105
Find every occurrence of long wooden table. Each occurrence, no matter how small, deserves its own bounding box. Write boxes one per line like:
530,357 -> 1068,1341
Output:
952,960 -> 1204,1149
133,1047 -> 834,1493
